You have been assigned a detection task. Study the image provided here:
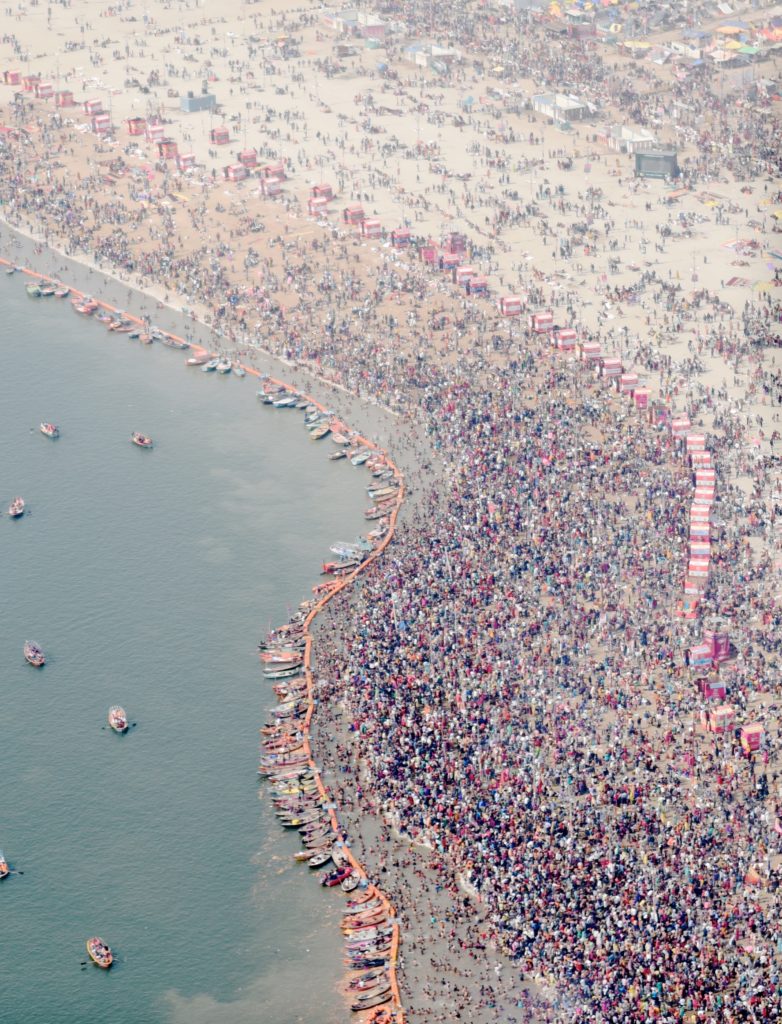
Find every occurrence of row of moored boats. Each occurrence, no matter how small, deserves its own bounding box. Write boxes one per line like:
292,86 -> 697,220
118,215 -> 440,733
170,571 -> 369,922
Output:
258,436 -> 401,1011
259,608 -> 396,1013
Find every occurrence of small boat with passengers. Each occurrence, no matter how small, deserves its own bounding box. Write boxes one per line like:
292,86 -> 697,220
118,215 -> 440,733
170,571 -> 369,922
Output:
8,496 -> 25,517
40,422 -> 59,439
186,353 -> 212,366
86,937 -> 113,968
24,641 -> 46,667
131,432 -> 153,449
108,706 -> 129,733
0,849 -> 9,878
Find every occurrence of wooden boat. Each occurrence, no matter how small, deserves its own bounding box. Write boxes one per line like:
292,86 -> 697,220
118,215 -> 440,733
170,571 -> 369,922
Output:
367,486 -> 399,501
351,450 -> 372,466
264,665 -> 304,681
350,984 -> 392,1008
321,561 -> 358,577
216,359 -> 232,374
342,873 -> 361,893
201,358 -> 220,372
86,937 -> 113,969
321,559 -> 359,575
40,422 -> 59,439
273,394 -> 299,408
54,286 -> 70,298
329,450 -> 347,461
8,496 -> 25,517
186,354 -> 211,366
159,336 -> 189,350
364,507 -> 389,521
131,432 -> 153,448
308,850 -> 332,868
233,364 -> 246,378
26,282 -> 42,297
95,311 -> 114,324
259,650 -> 303,665
322,866 -> 353,888
331,433 -> 351,446
24,641 -> 45,667
39,284 -> 56,297
347,967 -> 387,987
343,905 -> 380,921
0,850 -> 10,879
330,542 -> 365,558
108,706 -> 128,734
310,424 -> 331,441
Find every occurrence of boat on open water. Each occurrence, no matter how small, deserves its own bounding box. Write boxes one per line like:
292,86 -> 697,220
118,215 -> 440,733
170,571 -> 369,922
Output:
86,937 -> 113,969
131,432 -> 153,449
0,850 -> 9,879
108,706 -> 129,734
40,422 -> 59,439
24,641 -> 45,667
8,496 -> 25,517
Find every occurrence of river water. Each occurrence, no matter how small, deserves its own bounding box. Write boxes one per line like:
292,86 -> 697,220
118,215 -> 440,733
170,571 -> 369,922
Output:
0,275 -> 368,1024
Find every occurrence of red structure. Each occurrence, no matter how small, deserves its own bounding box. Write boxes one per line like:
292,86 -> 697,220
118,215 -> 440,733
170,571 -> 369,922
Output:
740,723 -> 763,753
580,340 -> 601,363
3,70 -> 21,86
362,219 -> 382,238
176,152 -> 196,171
146,123 -> 165,143
83,97 -> 103,115
633,388 -> 650,410
308,196 -> 329,216
671,417 -> 691,438
390,228 -> 411,247
261,160 -> 286,180
209,126 -> 230,145
260,176 -> 282,196
22,74 -> 40,93
554,328 -> 577,350
312,183 -> 334,200
158,139 -> 178,160
528,311 -> 554,334
55,90 -> 74,108
343,205 -> 365,225
223,163 -> 248,182
126,116 -> 147,136
599,357 -> 622,379
238,149 -> 257,168
442,231 -> 466,255
91,113 -> 111,134
499,295 -> 523,316
35,81 -> 53,100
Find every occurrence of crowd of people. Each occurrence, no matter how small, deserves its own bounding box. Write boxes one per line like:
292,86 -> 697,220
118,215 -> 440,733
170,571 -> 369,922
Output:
2,1 -> 782,1021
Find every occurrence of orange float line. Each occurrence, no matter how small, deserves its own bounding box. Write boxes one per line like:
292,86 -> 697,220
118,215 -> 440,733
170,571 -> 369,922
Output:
3,253 -> 405,1018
